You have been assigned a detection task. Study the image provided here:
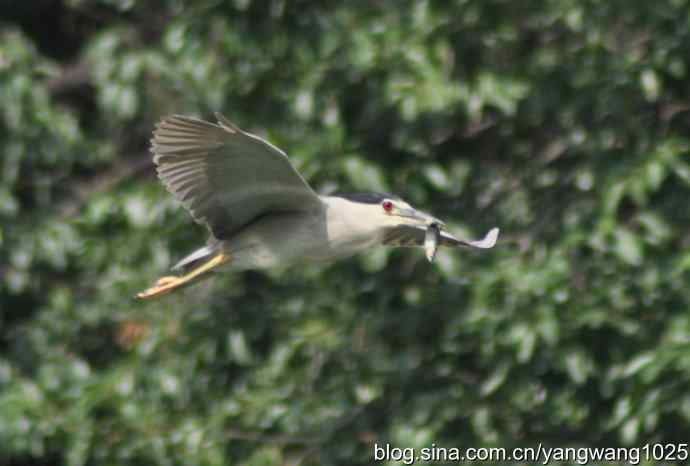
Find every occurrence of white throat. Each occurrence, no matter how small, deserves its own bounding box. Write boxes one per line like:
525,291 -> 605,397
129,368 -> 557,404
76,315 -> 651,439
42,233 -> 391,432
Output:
321,196 -> 385,255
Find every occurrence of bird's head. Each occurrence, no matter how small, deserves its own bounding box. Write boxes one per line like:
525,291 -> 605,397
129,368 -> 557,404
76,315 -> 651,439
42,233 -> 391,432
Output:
378,196 -> 445,230
330,192 -> 445,233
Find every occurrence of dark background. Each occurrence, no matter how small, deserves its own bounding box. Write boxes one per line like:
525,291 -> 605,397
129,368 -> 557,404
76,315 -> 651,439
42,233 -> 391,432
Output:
1,1 -> 690,465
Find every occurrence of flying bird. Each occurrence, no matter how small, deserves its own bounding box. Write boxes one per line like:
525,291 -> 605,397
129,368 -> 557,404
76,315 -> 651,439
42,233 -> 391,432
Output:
137,114 -> 498,299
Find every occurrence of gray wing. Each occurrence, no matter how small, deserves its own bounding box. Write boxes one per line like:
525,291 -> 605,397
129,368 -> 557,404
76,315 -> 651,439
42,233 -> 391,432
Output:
384,225 -> 499,249
151,113 -> 322,239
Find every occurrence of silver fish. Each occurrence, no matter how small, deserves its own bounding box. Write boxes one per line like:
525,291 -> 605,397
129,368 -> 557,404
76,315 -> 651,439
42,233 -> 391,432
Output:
425,223 -> 441,262
464,227 -> 499,249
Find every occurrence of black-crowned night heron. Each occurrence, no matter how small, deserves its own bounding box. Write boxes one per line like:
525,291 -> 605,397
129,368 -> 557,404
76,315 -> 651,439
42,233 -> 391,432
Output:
137,113 -> 498,299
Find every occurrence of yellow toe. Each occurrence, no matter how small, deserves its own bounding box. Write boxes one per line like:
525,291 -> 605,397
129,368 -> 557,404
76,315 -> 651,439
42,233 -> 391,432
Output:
155,276 -> 179,286
136,253 -> 229,300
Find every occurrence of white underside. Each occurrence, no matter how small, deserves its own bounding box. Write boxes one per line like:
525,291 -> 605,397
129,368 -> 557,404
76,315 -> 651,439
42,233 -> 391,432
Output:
216,198 -> 388,271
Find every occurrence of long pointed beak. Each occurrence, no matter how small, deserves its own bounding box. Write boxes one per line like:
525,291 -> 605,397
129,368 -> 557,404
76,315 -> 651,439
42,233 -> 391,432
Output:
398,207 -> 446,228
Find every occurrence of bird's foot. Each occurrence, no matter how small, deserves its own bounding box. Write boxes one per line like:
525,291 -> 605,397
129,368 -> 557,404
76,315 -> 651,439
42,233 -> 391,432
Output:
135,253 -> 228,300
136,276 -> 181,299
155,276 -> 179,286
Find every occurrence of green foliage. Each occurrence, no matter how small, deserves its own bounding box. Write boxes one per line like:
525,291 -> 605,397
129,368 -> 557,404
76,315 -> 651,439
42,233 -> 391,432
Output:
1,0 -> 690,465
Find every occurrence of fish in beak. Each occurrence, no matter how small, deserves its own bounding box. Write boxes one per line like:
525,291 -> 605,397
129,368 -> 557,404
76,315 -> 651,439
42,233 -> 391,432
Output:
425,223 -> 441,262
427,225 -> 499,262
461,227 -> 499,249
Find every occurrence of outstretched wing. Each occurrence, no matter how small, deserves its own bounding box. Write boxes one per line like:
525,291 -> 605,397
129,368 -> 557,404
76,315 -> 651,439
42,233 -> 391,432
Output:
384,225 -> 499,249
151,113 -> 322,239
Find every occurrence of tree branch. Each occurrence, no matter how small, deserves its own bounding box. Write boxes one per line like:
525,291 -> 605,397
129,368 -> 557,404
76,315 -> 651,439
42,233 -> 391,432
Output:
47,61 -> 92,95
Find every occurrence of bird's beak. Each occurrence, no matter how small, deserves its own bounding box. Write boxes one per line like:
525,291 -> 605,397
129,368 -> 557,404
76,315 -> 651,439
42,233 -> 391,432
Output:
398,207 -> 446,228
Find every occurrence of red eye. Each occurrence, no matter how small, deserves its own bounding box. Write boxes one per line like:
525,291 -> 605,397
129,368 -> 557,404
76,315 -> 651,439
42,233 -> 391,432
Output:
382,200 -> 393,212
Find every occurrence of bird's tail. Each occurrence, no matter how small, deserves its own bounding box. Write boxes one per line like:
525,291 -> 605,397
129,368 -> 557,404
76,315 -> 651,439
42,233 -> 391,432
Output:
136,252 -> 229,299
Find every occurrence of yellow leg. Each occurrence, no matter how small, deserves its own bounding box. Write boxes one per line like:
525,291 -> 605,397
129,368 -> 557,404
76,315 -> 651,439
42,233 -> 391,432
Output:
136,253 -> 228,300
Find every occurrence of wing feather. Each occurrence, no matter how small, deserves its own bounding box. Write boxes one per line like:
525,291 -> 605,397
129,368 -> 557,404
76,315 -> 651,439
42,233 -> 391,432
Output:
151,114 -> 321,238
